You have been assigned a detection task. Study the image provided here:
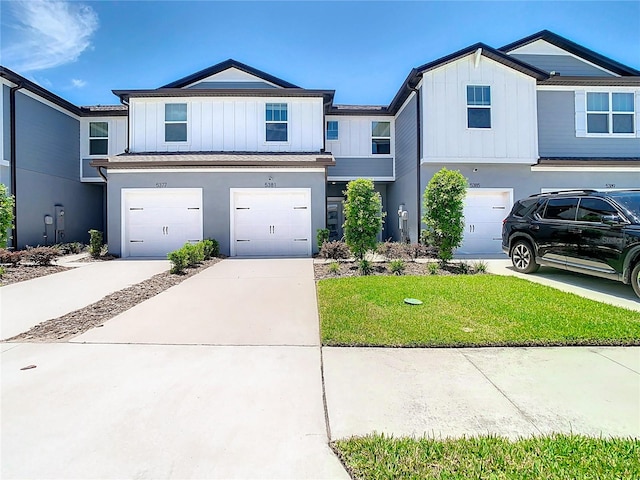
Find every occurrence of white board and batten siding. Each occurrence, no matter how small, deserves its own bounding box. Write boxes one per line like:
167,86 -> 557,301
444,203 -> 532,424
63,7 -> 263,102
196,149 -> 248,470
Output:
80,117 -> 128,158
324,115 -> 395,158
422,54 -> 538,164
129,97 -> 325,153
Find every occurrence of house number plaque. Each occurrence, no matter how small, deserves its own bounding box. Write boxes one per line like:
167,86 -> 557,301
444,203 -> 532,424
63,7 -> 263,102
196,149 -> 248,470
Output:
264,176 -> 276,188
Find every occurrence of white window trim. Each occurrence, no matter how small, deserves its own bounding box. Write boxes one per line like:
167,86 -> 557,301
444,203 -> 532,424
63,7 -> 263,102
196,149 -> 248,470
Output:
576,89 -> 640,138
371,121 -> 391,155
88,121 -> 109,157
164,103 -> 189,144
265,103 -> 289,144
466,85 -> 492,130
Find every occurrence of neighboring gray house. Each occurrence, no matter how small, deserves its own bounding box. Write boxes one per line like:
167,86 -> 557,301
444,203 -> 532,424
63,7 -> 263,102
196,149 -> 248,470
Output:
1,31 -> 638,256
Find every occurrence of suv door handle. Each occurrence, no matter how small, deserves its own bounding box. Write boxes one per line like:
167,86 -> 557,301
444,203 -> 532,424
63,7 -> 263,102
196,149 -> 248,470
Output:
569,228 -> 582,234
529,225 -> 540,231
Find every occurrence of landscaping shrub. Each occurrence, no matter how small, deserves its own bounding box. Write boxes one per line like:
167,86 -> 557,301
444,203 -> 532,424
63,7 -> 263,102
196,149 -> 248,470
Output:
22,246 -> 61,266
319,240 -> 351,260
0,184 -> 14,249
458,261 -> 471,274
389,259 -> 405,275
0,266 -> 4,279
427,262 -> 439,275
0,248 -> 22,266
358,259 -> 373,276
167,248 -> 189,274
328,261 -> 341,275
407,242 -> 432,260
202,238 -> 219,259
56,242 -> 84,255
377,240 -> 408,260
422,168 -> 467,263
473,260 -> 488,274
88,229 -> 104,258
343,179 -> 385,260
316,228 -> 330,247
183,242 -> 205,266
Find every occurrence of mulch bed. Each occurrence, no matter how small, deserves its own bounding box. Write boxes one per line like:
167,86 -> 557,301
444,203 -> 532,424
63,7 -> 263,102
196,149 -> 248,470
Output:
3,258 -> 221,343
314,260 -> 470,280
0,265 -> 72,286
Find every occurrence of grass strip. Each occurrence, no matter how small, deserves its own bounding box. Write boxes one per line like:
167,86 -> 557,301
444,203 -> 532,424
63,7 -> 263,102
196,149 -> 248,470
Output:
318,275 -> 640,347
333,433 -> 640,480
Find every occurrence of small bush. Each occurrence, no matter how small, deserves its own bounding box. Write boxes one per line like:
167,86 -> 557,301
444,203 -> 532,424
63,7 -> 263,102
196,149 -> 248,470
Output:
202,238 -> 219,260
0,265 -> 4,278
473,260 -> 488,274
427,262 -> 439,275
328,261 -> 341,275
167,249 -> 189,274
88,229 -> 103,258
458,261 -> 471,275
183,242 -> 205,266
320,241 -> 351,260
316,228 -> 330,247
358,259 -> 373,276
56,242 -> 84,255
377,240 -> 408,260
389,259 -> 405,275
0,248 -> 22,266
22,246 -> 61,266
407,243 -> 433,260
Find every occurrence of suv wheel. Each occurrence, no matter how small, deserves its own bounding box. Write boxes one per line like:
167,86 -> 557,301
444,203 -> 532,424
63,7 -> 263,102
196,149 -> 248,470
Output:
631,262 -> 640,299
510,240 -> 540,274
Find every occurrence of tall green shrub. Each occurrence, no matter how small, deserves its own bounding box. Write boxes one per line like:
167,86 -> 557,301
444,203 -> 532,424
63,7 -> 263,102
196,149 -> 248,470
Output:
0,184 -> 15,249
343,179 -> 385,260
88,229 -> 103,258
422,168 -> 467,263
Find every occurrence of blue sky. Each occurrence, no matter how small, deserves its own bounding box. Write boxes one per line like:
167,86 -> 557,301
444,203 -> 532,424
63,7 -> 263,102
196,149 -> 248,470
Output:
1,1 -> 639,107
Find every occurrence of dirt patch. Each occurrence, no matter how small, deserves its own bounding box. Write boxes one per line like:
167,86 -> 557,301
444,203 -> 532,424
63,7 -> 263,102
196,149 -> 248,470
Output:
4,258 -> 221,343
0,265 -> 72,286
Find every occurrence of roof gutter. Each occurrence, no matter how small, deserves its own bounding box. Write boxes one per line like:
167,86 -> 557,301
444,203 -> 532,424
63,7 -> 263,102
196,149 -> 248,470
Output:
9,82 -> 23,248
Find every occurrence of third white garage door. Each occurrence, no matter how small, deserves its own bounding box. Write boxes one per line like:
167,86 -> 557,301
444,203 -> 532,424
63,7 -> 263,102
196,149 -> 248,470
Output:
230,188 -> 312,257
457,189 -> 512,255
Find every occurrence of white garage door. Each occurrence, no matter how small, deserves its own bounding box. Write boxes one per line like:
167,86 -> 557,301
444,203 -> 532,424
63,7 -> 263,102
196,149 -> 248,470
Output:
231,188 -> 311,257
457,189 -> 512,255
122,188 -> 203,257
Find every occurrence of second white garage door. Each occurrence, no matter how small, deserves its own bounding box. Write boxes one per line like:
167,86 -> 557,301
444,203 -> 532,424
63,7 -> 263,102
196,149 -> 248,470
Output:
457,189 -> 512,255
231,188 -> 312,257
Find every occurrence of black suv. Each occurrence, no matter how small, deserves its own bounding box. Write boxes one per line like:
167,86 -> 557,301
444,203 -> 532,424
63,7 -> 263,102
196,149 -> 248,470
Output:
502,190 -> 640,299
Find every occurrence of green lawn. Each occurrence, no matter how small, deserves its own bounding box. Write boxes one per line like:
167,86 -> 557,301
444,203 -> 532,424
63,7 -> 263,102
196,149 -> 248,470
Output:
317,275 -> 640,347
333,433 -> 640,480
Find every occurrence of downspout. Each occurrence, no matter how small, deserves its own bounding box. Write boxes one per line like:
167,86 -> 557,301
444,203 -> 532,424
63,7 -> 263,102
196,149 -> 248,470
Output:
409,81 -> 422,243
9,83 -> 23,249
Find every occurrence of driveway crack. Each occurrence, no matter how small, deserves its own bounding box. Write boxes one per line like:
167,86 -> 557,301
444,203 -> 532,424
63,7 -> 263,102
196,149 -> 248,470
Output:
591,349 -> 640,375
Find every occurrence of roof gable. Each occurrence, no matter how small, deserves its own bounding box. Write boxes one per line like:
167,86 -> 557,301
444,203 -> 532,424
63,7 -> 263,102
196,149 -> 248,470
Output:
161,59 -> 299,89
500,30 -> 640,76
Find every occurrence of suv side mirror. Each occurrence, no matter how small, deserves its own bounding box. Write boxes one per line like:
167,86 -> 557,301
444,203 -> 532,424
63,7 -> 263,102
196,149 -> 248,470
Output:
602,214 -> 625,226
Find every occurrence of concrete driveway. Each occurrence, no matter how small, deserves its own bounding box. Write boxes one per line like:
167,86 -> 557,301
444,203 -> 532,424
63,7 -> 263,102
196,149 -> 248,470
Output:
1,259 -> 348,480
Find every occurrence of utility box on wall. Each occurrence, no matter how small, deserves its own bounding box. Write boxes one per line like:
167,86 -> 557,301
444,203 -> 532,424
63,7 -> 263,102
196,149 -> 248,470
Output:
54,205 -> 65,243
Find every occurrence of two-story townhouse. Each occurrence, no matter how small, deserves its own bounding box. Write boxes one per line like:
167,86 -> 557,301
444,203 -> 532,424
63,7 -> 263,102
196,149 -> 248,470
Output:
90,60 -> 335,257
0,67 -> 124,249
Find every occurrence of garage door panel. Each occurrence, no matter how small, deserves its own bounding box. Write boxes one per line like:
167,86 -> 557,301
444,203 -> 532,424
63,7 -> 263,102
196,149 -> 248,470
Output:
460,190 -> 512,255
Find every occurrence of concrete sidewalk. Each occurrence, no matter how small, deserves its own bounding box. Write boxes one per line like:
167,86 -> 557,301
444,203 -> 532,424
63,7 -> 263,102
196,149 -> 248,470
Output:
323,346 -> 640,440
0,259 -> 170,340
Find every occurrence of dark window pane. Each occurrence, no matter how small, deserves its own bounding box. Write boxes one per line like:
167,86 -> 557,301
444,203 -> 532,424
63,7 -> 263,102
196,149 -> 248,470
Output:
266,123 -> 287,142
165,123 -> 187,142
89,138 -> 108,155
89,122 -> 108,138
587,113 -> 608,133
165,103 -> 187,121
613,114 -> 634,133
326,121 -> 338,140
543,198 -> 579,220
468,108 -> 491,128
372,138 -> 390,154
577,198 -> 617,222
372,121 -> 390,137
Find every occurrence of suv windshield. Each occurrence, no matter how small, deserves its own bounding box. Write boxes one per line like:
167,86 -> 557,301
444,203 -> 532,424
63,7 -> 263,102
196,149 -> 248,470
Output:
607,192 -> 640,223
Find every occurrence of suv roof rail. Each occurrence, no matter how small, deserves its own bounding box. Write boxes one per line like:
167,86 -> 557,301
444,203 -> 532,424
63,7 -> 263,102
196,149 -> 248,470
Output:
528,189 -> 599,197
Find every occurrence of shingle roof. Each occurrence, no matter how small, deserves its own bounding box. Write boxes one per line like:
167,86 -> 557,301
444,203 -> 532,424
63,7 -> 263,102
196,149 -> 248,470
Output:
538,76 -> 640,87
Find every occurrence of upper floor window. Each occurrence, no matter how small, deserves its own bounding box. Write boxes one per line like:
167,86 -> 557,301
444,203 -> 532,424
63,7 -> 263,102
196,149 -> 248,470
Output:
266,103 -> 288,142
165,103 -> 187,142
326,121 -> 339,140
89,122 -> 108,155
467,85 -> 491,129
371,121 -> 390,154
587,92 -> 634,134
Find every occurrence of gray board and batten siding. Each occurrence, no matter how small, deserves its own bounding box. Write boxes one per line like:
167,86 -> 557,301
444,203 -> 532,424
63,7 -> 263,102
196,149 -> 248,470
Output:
387,94 -> 420,243
509,54 -> 616,76
537,91 -> 640,158
106,170 -> 327,257
327,157 -> 394,178
14,92 -> 104,247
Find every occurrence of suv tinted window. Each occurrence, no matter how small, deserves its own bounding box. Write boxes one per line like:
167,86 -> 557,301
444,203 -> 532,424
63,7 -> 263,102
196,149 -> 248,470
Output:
511,199 -> 538,218
543,198 -> 578,220
576,198 -> 617,223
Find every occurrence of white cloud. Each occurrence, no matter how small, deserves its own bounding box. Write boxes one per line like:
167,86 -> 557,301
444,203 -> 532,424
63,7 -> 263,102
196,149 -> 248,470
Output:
71,78 -> 87,88
1,1 -> 99,72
